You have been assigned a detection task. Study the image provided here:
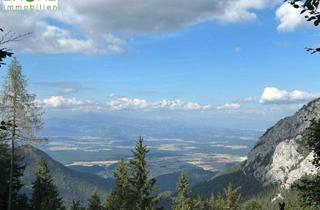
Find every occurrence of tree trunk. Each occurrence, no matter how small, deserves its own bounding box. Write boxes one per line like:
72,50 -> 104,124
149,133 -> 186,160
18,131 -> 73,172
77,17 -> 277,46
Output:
7,129 -> 14,210
7,94 -> 16,210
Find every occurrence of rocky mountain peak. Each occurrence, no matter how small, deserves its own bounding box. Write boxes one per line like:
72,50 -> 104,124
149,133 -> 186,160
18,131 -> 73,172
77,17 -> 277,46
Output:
242,98 -> 320,188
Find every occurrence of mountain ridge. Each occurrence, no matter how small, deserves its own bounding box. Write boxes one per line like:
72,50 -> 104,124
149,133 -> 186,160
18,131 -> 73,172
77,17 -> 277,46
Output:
18,145 -> 114,204
193,98 -> 320,196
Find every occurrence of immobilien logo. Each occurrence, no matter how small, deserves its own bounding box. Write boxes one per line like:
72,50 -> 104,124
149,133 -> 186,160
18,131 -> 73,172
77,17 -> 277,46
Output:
3,0 -> 58,11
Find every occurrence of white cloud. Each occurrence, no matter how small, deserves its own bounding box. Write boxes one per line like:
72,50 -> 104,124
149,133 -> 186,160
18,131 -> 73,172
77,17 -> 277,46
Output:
43,96 -> 86,107
42,96 -> 101,112
0,0 -> 275,54
41,96 -> 212,112
217,103 -> 241,111
276,2 -> 306,32
106,97 -> 149,111
154,99 -> 211,111
260,87 -> 320,104
107,97 -> 212,111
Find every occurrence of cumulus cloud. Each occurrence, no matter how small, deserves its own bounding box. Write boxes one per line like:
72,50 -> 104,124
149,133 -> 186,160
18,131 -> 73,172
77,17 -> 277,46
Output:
41,96 -> 212,112
260,87 -> 320,104
106,97 -> 149,111
43,96 -> 88,107
217,103 -> 241,111
0,0 -> 275,54
107,97 -> 212,111
276,2 -> 306,32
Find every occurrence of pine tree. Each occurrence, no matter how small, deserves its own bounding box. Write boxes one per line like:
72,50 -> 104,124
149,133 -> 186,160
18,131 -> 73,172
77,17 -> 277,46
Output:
87,189 -> 103,210
243,199 -> 263,210
0,58 -> 43,210
224,184 -> 241,210
173,173 -> 191,210
294,118 -> 320,206
30,159 -> 64,210
0,133 -> 29,210
129,137 -> 157,210
69,200 -> 85,210
104,158 -> 130,210
207,195 -> 225,210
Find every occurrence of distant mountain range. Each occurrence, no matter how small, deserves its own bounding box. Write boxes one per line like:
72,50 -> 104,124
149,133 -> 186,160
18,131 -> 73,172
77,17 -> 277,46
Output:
193,98 -> 320,197
18,99 -> 320,204
18,145 -> 114,204
18,144 -> 215,205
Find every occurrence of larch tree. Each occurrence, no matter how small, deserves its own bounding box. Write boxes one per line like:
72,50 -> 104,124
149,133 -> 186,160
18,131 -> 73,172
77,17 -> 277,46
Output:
0,58 -> 43,210
129,137 -> 157,210
30,159 -> 64,210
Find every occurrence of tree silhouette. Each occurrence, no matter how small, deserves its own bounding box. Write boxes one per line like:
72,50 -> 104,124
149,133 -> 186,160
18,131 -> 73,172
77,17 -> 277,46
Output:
30,159 -> 64,210
87,190 -> 103,210
172,173 -> 191,210
128,137 -> 157,210
104,157 -> 131,210
0,58 -> 43,210
286,0 -> 320,53
0,28 -> 30,67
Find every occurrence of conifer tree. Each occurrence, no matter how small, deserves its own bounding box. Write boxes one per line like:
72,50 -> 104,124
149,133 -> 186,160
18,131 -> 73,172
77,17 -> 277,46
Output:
69,200 -> 85,210
87,189 -> 103,210
243,199 -> 263,210
30,159 -> 64,210
104,158 -> 130,210
0,133 -> 29,210
1,58 -> 43,210
294,118 -> 320,206
207,195 -> 225,210
173,173 -> 191,210
129,137 -> 157,210
224,184 -> 241,210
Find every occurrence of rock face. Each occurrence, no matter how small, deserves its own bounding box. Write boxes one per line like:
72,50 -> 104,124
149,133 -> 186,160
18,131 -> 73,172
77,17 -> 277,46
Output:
243,98 -> 320,188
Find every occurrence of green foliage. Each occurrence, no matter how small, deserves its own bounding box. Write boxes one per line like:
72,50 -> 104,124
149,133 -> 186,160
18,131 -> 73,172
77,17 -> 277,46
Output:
69,200 -> 85,210
303,119 -> 320,168
173,173 -> 192,210
128,137 -> 157,210
87,190 -> 103,210
0,135 -> 29,210
20,145 -> 114,205
104,158 -> 130,210
30,159 -> 64,210
295,118 -> 320,206
192,169 -> 265,198
224,184 -> 241,210
207,195 -> 225,210
1,58 -> 43,210
242,199 -> 263,210
282,190 -> 315,210
202,183 -> 241,210
293,175 -> 320,207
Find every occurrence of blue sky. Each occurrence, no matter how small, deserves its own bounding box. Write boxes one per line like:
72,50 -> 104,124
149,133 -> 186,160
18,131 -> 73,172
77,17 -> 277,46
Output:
1,0 -> 320,129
